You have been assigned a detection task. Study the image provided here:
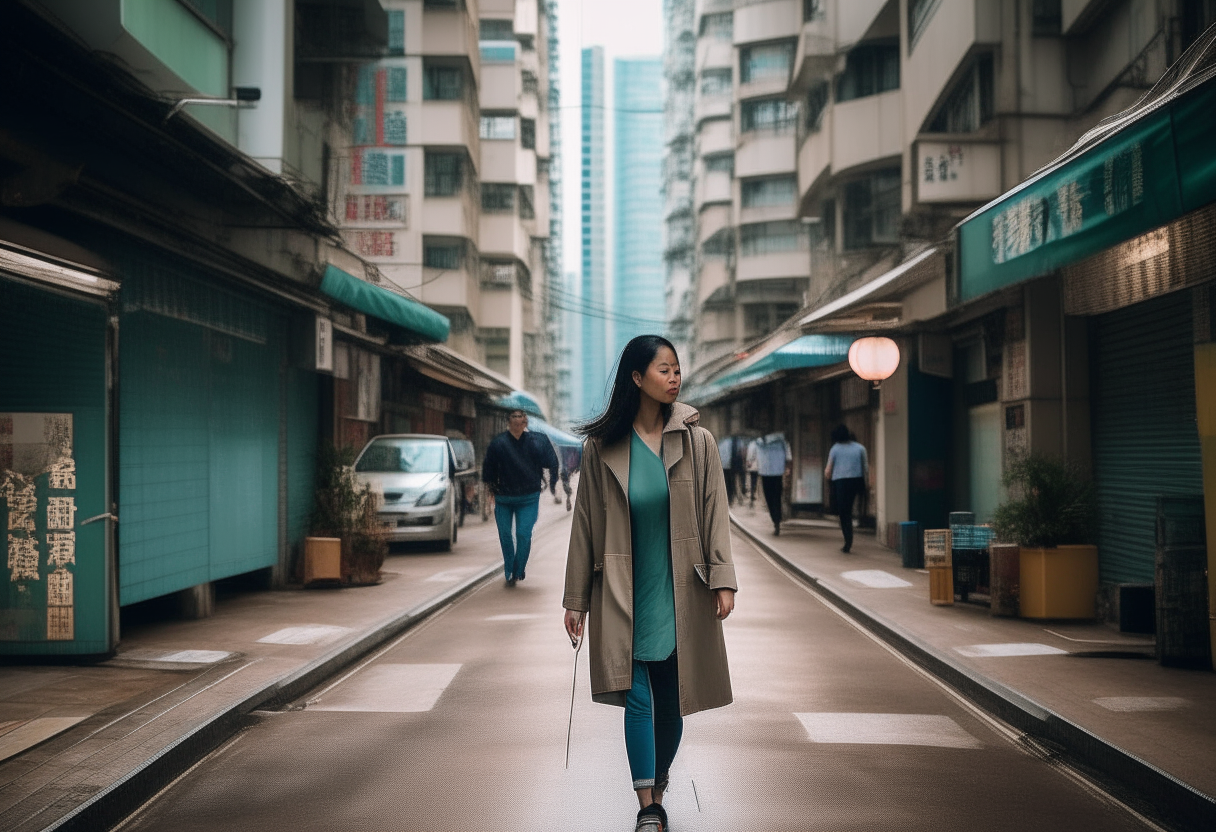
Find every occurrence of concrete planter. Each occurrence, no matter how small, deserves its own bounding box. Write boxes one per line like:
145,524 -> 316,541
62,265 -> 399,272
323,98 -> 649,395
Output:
1018,544 -> 1099,619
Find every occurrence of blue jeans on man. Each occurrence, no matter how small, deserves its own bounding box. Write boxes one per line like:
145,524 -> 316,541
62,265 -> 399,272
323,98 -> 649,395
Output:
494,492 -> 541,582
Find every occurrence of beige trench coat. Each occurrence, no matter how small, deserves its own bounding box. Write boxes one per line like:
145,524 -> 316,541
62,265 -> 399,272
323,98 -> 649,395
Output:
562,402 -> 737,717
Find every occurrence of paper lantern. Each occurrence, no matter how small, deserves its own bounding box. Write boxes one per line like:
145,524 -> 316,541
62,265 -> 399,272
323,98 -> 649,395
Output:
848,337 -> 900,384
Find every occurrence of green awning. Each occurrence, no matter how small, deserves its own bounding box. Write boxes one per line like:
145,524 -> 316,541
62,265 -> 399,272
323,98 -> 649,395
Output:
956,31 -> 1216,304
691,335 -> 854,403
320,265 -> 449,342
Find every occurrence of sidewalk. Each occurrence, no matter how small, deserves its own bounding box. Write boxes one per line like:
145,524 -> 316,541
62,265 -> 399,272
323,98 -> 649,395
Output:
0,496 -> 574,832
731,505 -> 1216,832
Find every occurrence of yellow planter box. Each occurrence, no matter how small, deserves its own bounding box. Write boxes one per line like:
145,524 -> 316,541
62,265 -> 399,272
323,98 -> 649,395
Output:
1018,544 -> 1099,619
304,536 -> 342,584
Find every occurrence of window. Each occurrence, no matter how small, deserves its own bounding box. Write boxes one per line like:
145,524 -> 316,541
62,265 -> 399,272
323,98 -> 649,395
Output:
481,183 -> 515,213
700,69 -> 731,96
741,98 -> 797,133
740,42 -> 794,84
803,0 -> 825,21
740,221 -> 806,256
843,169 -> 900,249
821,198 -> 836,247
483,333 -> 510,375
522,70 -> 539,94
521,118 -> 536,150
805,80 -> 829,132
518,185 -> 535,219
836,43 -> 899,102
744,303 -> 802,337
479,18 -> 514,40
928,54 -> 994,133
383,111 -> 407,145
424,244 -> 463,269
423,66 -> 463,100
387,67 -> 407,102
700,12 -> 732,40
480,114 -> 516,140
908,0 -> 942,48
387,9 -> 405,54
482,263 -> 515,285
704,154 -> 733,174
741,176 -> 797,209
480,43 -> 517,62
424,152 -> 463,196
1032,0 -> 1062,35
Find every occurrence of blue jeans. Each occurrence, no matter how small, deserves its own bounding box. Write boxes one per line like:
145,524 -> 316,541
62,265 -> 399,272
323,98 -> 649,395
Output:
493,492 -> 540,579
624,652 -> 683,790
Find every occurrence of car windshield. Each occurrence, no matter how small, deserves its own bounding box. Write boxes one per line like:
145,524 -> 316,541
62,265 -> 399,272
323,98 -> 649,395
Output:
356,439 -> 448,473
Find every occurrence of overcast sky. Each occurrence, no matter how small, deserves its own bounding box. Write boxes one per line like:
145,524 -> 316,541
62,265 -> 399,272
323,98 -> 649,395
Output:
557,0 -> 665,284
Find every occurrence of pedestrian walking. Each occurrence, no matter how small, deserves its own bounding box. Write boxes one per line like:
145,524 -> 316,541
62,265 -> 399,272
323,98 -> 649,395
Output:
481,408 -> 560,586
562,335 -> 737,832
745,437 -> 759,508
754,431 -> 792,534
717,435 -> 737,505
730,435 -> 749,506
825,424 -> 868,553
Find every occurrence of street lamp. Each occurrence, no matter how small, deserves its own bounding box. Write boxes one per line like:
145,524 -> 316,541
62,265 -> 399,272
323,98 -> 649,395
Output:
848,336 -> 900,387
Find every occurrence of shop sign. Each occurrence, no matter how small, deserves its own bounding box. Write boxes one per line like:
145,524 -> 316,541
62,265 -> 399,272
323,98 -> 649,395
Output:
917,142 -> 1001,204
956,82 -> 1216,304
315,316 -> 333,373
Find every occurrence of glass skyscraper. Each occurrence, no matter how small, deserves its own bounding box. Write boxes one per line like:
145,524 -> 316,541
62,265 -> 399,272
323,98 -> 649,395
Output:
612,57 -> 665,357
580,46 -> 608,420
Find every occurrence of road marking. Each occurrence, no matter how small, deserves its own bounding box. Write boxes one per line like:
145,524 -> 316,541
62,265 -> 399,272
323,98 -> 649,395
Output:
485,613 -> 544,621
795,713 -> 983,749
955,643 -> 1068,657
840,569 -> 913,588
0,717 -> 88,762
115,649 -> 235,664
427,568 -> 477,582
1093,696 -> 1189,712
309,664 -> 462,712
257,625 -> 352,645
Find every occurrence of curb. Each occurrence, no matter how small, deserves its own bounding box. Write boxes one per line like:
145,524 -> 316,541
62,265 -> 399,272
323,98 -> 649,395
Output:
731,516 -> 1216,832
45,561 -> 504,832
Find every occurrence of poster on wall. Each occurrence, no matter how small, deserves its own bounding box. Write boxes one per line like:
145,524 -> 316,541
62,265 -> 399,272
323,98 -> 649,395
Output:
1,413 -> 77,641
794,416 -> 822,504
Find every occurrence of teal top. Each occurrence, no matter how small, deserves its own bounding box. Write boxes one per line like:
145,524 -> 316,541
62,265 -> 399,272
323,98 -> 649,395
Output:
629,429 -> 677,661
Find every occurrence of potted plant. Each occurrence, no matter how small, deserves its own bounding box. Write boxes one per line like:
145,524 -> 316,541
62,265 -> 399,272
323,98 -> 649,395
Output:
991,454 -> 1099,619
306,443 -> 388,586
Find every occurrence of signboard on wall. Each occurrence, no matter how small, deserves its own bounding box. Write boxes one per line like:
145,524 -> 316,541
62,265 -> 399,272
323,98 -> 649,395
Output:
917,141 -> 1002,204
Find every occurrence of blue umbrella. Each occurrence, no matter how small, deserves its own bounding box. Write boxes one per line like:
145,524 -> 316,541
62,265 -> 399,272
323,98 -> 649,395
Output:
496,390 -> 547,420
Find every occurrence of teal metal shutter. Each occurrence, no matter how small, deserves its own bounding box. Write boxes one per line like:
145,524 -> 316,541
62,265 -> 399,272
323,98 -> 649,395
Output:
119,260 -> 285,604
0,278 -> 111,654
1091,290 -> 1203,584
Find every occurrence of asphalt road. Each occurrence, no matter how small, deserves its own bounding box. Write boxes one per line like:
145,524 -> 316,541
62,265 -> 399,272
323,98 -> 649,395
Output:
115,512 -> 1155,831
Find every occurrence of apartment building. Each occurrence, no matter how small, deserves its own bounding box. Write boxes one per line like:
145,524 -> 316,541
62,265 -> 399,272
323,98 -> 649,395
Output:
339,0 -> 557,409
675,1 -> 1216,636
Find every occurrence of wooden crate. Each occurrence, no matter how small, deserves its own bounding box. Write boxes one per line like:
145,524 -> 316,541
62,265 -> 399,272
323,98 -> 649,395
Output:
304,537 -> 342,584
929,566 -> 954,606
923,529 -> 952,568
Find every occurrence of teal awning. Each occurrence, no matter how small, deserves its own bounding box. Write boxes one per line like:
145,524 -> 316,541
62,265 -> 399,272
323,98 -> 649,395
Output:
320,265 -> 449,342
692,335 -> 854,403
496,389 -> 547,420
956,33 -> 1216,304
527,417 -> 582,448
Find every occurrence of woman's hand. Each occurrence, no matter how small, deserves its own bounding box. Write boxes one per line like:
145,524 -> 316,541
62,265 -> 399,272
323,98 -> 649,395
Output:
714,588 -> 736,620
563,609 -> 586,646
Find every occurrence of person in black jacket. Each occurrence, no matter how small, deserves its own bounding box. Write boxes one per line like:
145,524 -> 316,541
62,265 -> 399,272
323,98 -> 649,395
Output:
482,409 -> 560,586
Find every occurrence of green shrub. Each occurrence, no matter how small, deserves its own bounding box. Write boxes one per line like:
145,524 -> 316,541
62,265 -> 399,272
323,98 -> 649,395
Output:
991,454 -> 1096,548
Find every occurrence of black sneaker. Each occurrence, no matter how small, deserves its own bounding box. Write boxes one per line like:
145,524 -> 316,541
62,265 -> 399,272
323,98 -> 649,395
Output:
506,575 -> 516,587
517,569 -> 526,581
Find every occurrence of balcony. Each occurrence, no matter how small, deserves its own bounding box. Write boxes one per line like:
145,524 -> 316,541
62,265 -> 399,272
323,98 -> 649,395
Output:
733,0 -> 800,46
480,213 -> 531,263
736,130 -> 795,178
422,100 -> 479,159
420,266 -> 479,314
905,0 -> 1000,139
695,93 -> 733,126
739,201 -> 798,225
422,189 -> 478,240
698,118 -> 734,156
736,249 -> 807,283
698,203 -> 732,245
480,63 -> 517,110
736,76 -> 791,102
696,309 -> 737,345
696,168 -> 733,210
797,111 -> 832,207
696,38 -> 734,72
697,257 -> 732,306
421,4 -> 480,63
833,89 -> 902,173
790,21 -> 835,93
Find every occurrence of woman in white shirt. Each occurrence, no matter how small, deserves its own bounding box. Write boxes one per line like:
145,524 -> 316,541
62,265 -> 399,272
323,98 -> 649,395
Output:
824,424 -> 868,553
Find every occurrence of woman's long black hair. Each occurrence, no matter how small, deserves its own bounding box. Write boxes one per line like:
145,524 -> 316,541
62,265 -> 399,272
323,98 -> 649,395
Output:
576,335 -> 679,446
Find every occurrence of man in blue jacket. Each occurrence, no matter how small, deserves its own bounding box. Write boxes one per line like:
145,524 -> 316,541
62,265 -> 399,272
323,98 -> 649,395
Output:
482,409 -> 560,586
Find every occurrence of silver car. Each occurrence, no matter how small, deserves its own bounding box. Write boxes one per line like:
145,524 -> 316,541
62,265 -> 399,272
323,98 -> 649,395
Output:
353,434 -> 459,550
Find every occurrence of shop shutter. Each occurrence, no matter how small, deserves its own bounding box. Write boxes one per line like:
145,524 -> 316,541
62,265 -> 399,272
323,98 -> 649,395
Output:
1091,291 -> 1203,584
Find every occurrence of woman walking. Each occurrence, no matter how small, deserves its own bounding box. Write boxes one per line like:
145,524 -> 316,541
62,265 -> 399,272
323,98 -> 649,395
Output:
562,335 -> 737,832
825,423 -> 869,553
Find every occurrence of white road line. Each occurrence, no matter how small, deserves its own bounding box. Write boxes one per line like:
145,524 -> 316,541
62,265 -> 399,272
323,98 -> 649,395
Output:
258,625 -> 352,645
1093,697 -> 1189,712
955,643 -> 1069,658
795,712 -> 983,749
427,568 -> 477,582
840,569 -> 913,588
308,664 -> 462,712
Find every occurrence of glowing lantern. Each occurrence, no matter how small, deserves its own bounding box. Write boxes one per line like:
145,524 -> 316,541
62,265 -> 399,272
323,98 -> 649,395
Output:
848,337 -> 900,386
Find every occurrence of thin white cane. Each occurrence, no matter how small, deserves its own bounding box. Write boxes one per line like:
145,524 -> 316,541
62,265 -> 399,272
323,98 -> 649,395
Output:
565,632 -> 583,769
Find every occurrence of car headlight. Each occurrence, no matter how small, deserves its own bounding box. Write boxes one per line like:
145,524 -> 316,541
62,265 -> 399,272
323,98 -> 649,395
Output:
416,486 -> 447,507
